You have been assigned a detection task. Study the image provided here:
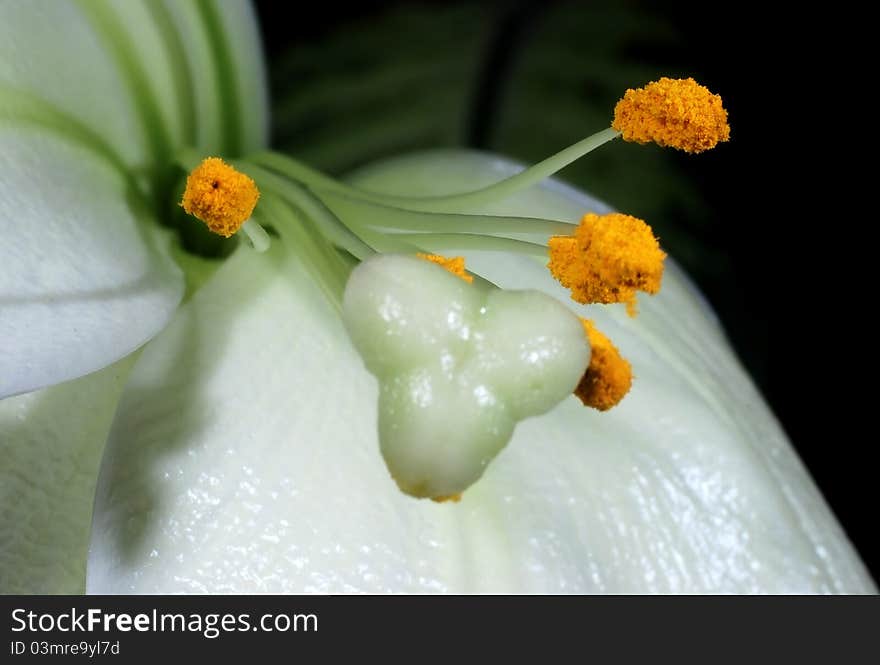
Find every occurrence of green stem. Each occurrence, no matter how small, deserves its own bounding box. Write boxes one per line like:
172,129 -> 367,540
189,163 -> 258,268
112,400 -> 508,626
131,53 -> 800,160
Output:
257,194 -> 349,310
248,150 -> 352,195
319,190 -> 575,238
391,233 -> 549,257
247,163 -> 423,256
240,162 -> 375,260
348,226 -> 425,255
249,127 -> 620,212
395,127 -> 621,211
241,219 -> 270,252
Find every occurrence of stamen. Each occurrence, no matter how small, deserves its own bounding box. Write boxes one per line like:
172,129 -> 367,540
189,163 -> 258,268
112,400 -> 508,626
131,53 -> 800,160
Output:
256,193 -> 350,309
248,127 -> 620,214
402,233 -> 549,258
180,157 -> 259,237
612,77 -> 730,153
241,219 -> 271,253
575,319 -> 632,411
548,212 -> 666,316
416,253 -> 473,283
241,162 -> 376,260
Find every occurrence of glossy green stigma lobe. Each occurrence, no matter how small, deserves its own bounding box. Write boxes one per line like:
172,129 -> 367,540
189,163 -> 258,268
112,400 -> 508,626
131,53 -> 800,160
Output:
342,255 -> 590,499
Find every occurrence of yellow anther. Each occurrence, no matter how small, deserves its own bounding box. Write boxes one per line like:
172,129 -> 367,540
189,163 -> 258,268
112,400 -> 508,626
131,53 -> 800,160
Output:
575,319 -> 632,411
612,77 -> 730,153
416,253 -> 474,283
180,157 -> 260,237
547,212 -> 665,316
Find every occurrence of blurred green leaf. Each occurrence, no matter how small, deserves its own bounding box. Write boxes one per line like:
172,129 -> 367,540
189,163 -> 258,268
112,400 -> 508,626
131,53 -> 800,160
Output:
269,4 -> 491,172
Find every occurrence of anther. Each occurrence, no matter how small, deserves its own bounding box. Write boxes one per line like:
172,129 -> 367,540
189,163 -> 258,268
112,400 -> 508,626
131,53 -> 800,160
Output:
575,319 -> 632,411
180,157 -> 260,237
548,212 -> 665,316
612,77 -> 730,153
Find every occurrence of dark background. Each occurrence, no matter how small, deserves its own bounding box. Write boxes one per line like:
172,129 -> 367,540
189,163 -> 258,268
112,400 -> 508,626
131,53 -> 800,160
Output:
254,0 -> 875,581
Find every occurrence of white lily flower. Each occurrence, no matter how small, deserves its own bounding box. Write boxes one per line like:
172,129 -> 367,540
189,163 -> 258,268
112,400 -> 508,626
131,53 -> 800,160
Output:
76,149 -> 871,593
1,1 -> 875,594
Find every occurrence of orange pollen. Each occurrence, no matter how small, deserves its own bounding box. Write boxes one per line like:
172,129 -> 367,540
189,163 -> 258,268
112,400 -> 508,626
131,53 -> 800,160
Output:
431,494 -> 463,503
416,253 -> 474,283
611,77 -> 730,153
180,157 -> 260,237
575,319 -> 632,411
547,212 -> 665,316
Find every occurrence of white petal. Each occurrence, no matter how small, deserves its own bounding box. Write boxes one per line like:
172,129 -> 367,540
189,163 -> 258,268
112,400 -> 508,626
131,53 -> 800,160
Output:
0,0 -> 269,163
0,355 -> 136,593
213,0 -> 271,151
87,151 -> 875,593
1,0 -> 148,165
1,0 -> 269,395
160,0 -> 270,152
102,0 -> 270,154
0,129 -> 183,397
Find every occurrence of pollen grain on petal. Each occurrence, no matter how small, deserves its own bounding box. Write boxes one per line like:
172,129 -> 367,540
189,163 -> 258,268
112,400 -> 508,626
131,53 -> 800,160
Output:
547,212 -> 665,316
180,157 -> 260,237
612,77 -> 730,153
575,319 -> 632,411
416,252 -> 474,283
431,493 -> 463,503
